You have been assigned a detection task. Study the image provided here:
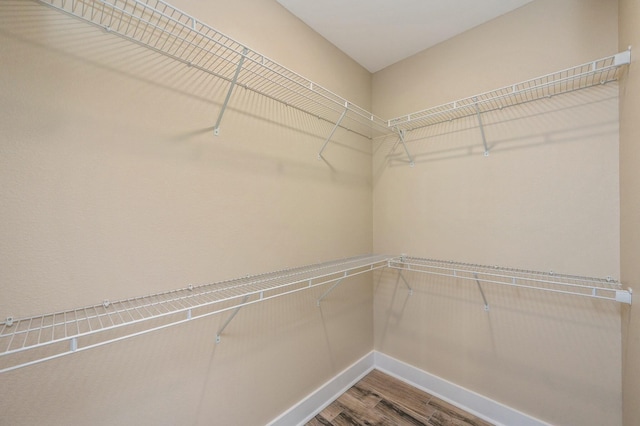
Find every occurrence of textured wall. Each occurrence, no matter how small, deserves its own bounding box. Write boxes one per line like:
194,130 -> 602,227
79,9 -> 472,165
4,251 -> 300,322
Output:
0,0 -> 374,424
619,0 -> 640,425
372,0 -> 622,425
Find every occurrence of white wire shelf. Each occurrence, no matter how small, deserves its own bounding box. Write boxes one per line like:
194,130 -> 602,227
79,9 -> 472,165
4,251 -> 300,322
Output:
388,50 -> 631,132
36,0 -> 393,140
33,0 -> 631,156
388,256 -> 632,306
0,254 -> 390,374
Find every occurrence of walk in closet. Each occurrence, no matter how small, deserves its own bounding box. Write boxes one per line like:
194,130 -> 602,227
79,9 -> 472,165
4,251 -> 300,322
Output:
1,0 -> 639,425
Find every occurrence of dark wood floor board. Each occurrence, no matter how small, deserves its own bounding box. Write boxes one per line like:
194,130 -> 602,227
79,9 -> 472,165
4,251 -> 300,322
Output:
374,398 -> 431,425
357,370 -> 436,422
318,400 -> 347,423
307,369 -> 495,426
427,397 -> 492,426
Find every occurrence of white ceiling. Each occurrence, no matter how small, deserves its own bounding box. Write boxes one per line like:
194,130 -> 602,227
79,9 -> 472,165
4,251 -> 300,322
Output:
276,0 -> 534,73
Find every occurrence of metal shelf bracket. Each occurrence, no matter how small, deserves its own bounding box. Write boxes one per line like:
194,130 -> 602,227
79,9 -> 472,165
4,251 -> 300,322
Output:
398,272 -> 413,296
215,294 -> 249,344
473,97 -> 490,157
318,104 -> 348,159
473,273 -> 490,311
214,47 -> 248,136
396,129 -> 415,167
317,272 -> 347,306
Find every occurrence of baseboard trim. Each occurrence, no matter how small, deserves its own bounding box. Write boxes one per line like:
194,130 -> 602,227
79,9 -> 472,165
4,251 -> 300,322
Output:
267,351 -> 375,426
269,350 -> 551,426
374,352 -> 551,426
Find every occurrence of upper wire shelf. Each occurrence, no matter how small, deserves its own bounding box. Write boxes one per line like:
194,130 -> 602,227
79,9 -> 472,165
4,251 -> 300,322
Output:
388,50 -> 631,132
35,0 -> 631,151
37,0 -> 393,140
0,254 -> 390,374
388,256 -> 632,305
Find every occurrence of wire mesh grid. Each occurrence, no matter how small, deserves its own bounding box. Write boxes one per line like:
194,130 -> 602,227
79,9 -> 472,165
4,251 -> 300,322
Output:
388,256 -> 630,303
0,254 -> 390,373
38,0 -> 392,139
388,52 -> 629,131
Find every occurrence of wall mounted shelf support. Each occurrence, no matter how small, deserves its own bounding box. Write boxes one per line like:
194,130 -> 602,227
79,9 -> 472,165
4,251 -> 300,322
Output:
215,295 -> 249,344
318,105 -> 348,159
473,98 -> 490,156
398,272 -> 414,296
473,273 -> 490,311
214,47 -> 248,136
396,129 -> 415,167
317,276 -> 345,306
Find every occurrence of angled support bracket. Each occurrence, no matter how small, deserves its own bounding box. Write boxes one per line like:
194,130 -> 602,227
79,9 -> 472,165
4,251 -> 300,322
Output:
318,104 -> 348,159
215,294 -> 250,343
396,129 -> 415,167
214,47 -> 248,136
473,273 -> 490,311
317,273 -> 347,306
398,272 -> 413,296
473,97 -> 490,157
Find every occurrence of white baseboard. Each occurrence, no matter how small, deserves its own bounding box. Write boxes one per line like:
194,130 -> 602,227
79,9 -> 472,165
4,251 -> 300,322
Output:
267,351 -> 375,426
374,352 -> 551,426
268,350 -> 549,426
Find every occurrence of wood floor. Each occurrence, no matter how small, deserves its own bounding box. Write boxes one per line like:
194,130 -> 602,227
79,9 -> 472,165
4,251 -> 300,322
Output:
306,370 -> 494,426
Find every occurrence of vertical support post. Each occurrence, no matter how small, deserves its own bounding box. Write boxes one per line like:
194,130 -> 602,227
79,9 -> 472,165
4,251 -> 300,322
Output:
473,97 -> 490,156
214,47 -> 248,136
215,295 -> 250,343
318,104 -> 348,159
473,273 -> 490,311
397,129 -> 415,167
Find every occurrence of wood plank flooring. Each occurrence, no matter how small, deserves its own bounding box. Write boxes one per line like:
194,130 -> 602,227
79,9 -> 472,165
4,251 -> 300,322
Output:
307,369 -> 494,426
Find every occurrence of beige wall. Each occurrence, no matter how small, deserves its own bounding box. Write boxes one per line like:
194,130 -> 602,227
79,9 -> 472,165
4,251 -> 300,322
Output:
619,0 -> 640,425
372,0 -> 622,425
0,0 -> 374,424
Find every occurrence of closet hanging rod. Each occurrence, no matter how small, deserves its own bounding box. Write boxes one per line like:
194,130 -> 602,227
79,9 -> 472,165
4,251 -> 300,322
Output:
36,0 -> 393,139
0,254 -> 390,374
388,256 -> 632,305
388,49 -> 631,132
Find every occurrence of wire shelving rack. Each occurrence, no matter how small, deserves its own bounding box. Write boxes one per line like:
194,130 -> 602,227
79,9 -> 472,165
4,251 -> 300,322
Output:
36,0 -> 393,141
388,256 -> 632,307
0,254 -> 390,374
34,0 -> 630,159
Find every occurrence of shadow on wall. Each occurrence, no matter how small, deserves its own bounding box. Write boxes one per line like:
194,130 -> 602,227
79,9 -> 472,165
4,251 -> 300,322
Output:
372,267 -> 621,426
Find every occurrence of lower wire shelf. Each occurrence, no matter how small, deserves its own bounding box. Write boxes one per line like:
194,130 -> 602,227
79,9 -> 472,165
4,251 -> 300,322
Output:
0,254 -> 391,374
388,256 -> 632,305
1,254 -> 632,373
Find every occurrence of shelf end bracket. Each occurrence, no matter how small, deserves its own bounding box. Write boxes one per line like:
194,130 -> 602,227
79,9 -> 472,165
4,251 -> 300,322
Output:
214,47 -> 248,136
614,48 -> 631,66
616,288 -> 633,305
